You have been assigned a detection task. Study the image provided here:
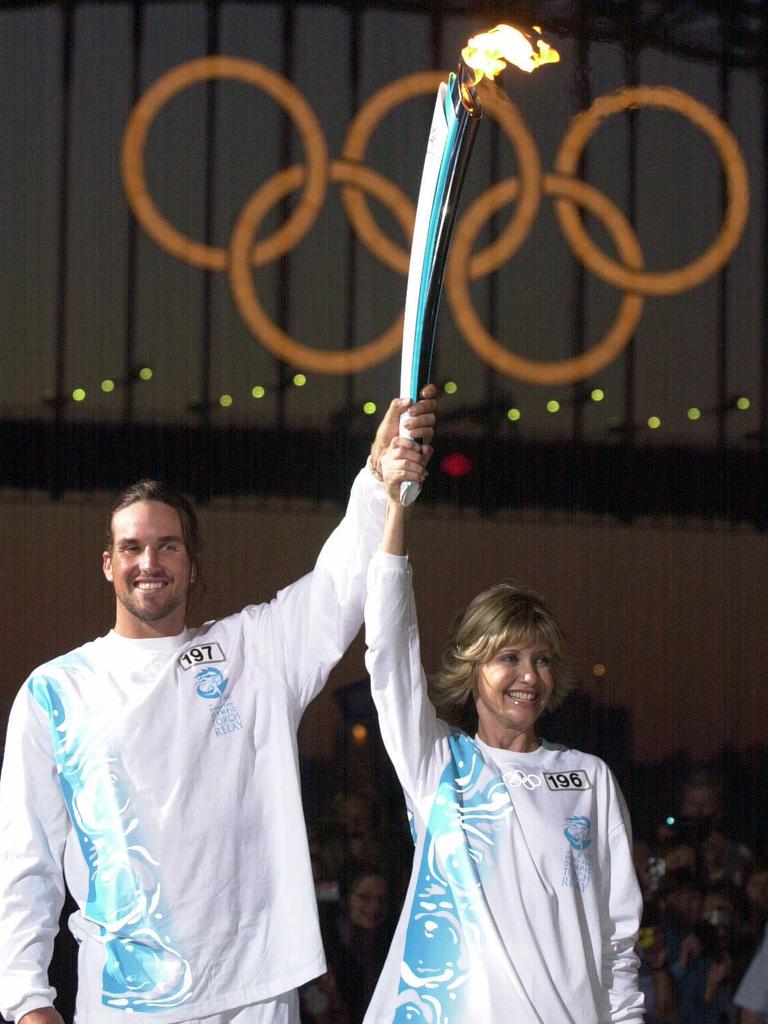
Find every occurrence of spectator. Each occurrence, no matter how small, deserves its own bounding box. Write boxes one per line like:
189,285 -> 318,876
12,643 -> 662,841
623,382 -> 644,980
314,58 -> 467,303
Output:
659,870 -> 704,962
704,880 -> 754,979
663,840 -> 700,878
330,792 -> 380,875
744,867 -> 768,947
637,912 -> 678,1023
659,870 -> 733,1023
301,869 -> 393,1024
679,772 -> 752,887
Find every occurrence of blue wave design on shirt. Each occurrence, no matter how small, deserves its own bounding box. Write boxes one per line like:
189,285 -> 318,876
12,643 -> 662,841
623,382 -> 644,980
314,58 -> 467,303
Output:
395,731 -> 514,1023
29,667 -> 192,1012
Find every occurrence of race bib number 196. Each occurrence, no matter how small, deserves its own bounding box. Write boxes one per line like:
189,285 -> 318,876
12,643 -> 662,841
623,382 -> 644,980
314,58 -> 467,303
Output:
544,770 -> 592,791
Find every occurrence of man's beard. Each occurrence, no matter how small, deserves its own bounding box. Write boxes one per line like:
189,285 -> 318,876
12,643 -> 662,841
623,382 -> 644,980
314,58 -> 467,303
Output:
117,588 -> 186,625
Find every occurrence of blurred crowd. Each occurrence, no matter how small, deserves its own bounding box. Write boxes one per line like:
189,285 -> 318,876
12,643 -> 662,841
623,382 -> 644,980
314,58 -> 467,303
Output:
300,770 -> 768,1024
633,770 -> 767,1023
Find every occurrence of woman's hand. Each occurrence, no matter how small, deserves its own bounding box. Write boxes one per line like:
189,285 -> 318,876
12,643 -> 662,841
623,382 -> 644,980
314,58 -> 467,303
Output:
377,437 -> 431,555
370,385 -> 438,478
379,436 -> 432,502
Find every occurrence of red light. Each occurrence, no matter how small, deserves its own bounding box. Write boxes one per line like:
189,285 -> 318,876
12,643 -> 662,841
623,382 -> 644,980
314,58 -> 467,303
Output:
441,452 -> 473,478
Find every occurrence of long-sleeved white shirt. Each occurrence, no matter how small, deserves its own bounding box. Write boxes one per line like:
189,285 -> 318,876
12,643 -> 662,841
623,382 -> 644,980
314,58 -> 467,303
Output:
363,552 -> 644,1023
0,466 -> 386,1024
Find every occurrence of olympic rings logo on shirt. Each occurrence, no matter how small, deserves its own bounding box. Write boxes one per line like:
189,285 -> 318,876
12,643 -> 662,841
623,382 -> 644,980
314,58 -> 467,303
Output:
121,57 -> 749,383
502,769 -> 542,790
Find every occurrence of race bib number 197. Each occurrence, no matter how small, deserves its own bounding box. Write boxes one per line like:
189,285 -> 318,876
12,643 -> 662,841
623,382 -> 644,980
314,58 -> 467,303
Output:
178,642 -> 226,670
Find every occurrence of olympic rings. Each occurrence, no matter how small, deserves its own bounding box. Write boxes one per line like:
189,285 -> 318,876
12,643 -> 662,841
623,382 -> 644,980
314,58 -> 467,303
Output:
553,86 -> 750,296
340,72 -> 543,279
121,61 -> 750,383
447,174 -> 645,385
121,56 -> 329,271
228,160 -> 413,375
503,769 -> 542,790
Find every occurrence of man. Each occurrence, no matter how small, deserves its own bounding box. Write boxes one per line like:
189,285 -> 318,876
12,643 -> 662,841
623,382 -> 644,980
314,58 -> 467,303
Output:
0,391 -> 436,1024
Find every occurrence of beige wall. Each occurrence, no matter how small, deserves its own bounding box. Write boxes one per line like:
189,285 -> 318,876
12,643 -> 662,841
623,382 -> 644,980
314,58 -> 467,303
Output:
2,491 -> 766,763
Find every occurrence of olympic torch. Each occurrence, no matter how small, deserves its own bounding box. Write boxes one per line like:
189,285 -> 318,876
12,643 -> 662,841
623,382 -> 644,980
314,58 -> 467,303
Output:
399,24 -> 559,505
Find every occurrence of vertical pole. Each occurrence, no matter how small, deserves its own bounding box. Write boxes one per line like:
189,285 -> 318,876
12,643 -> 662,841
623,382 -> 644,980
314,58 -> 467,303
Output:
195,0 -> 220,500
123,0 -> 144,429
759,0 -> 768,528
717,2 -> 734,520
277,1 -> 296,440
621,20 -> 639,522
49,0 -> 75,498
571,0 -> 591,452
343,3 -> 362,492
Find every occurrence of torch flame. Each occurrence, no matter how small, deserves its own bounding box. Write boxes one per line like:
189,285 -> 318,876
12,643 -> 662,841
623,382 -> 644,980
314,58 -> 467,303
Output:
461,23 -> 560,85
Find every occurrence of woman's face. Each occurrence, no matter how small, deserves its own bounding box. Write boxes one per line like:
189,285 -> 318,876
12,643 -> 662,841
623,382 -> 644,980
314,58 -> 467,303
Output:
473,641 -> 555,751
348,874 -> 388,931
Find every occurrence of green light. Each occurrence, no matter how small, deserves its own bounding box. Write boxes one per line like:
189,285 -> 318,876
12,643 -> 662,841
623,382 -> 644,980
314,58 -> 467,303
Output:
444,381 -> 458,395
362,401 -> 377,416
219,394 -> 233,408
507,408 -> 521,422
546,400 -> 560,414
647,415 -> 661,429
736,396 -> 750,411
101,379 -> 115,393
292,373 -> 307,387
687,407 -> 701,421
251,385 -> 265,399
72,388 -> 86,402
590,388 -> 605,402
139,367 -> 153,381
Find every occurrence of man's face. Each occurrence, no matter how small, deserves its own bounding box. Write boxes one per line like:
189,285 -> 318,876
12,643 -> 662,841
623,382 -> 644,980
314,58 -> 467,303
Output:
103,500 -> 194,638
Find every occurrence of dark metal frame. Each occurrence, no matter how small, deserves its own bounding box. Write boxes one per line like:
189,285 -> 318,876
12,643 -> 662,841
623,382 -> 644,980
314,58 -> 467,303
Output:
2,0 -> 766,527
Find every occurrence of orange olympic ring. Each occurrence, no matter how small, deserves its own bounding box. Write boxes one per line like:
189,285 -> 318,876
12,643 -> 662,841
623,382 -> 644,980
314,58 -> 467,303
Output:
447,174 -> 645,385
121,62 -> 750,383
228,161 -> 413,375
553,86 -> 750,296
340,72 -> 543,279
121,56 -> 328,271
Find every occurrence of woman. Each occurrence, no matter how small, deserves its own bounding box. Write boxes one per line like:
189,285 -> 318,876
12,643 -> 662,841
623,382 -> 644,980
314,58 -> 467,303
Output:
362,437 -> 644,1023
325,869 -> 393,1022
300,869 -> 392,1024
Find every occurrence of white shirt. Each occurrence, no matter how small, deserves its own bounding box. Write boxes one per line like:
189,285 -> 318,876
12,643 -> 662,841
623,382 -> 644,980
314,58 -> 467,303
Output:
735,925 -> 768,1014
363,552 -> 644,1024
0,466 -> 386,1024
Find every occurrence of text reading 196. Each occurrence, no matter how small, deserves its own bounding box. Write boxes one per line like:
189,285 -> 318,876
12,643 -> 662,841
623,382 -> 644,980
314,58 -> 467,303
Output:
544,771 -> 591,791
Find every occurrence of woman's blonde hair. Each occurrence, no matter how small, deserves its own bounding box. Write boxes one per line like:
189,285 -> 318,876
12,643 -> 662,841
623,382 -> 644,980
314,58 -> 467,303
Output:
429,583 -> 573,730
